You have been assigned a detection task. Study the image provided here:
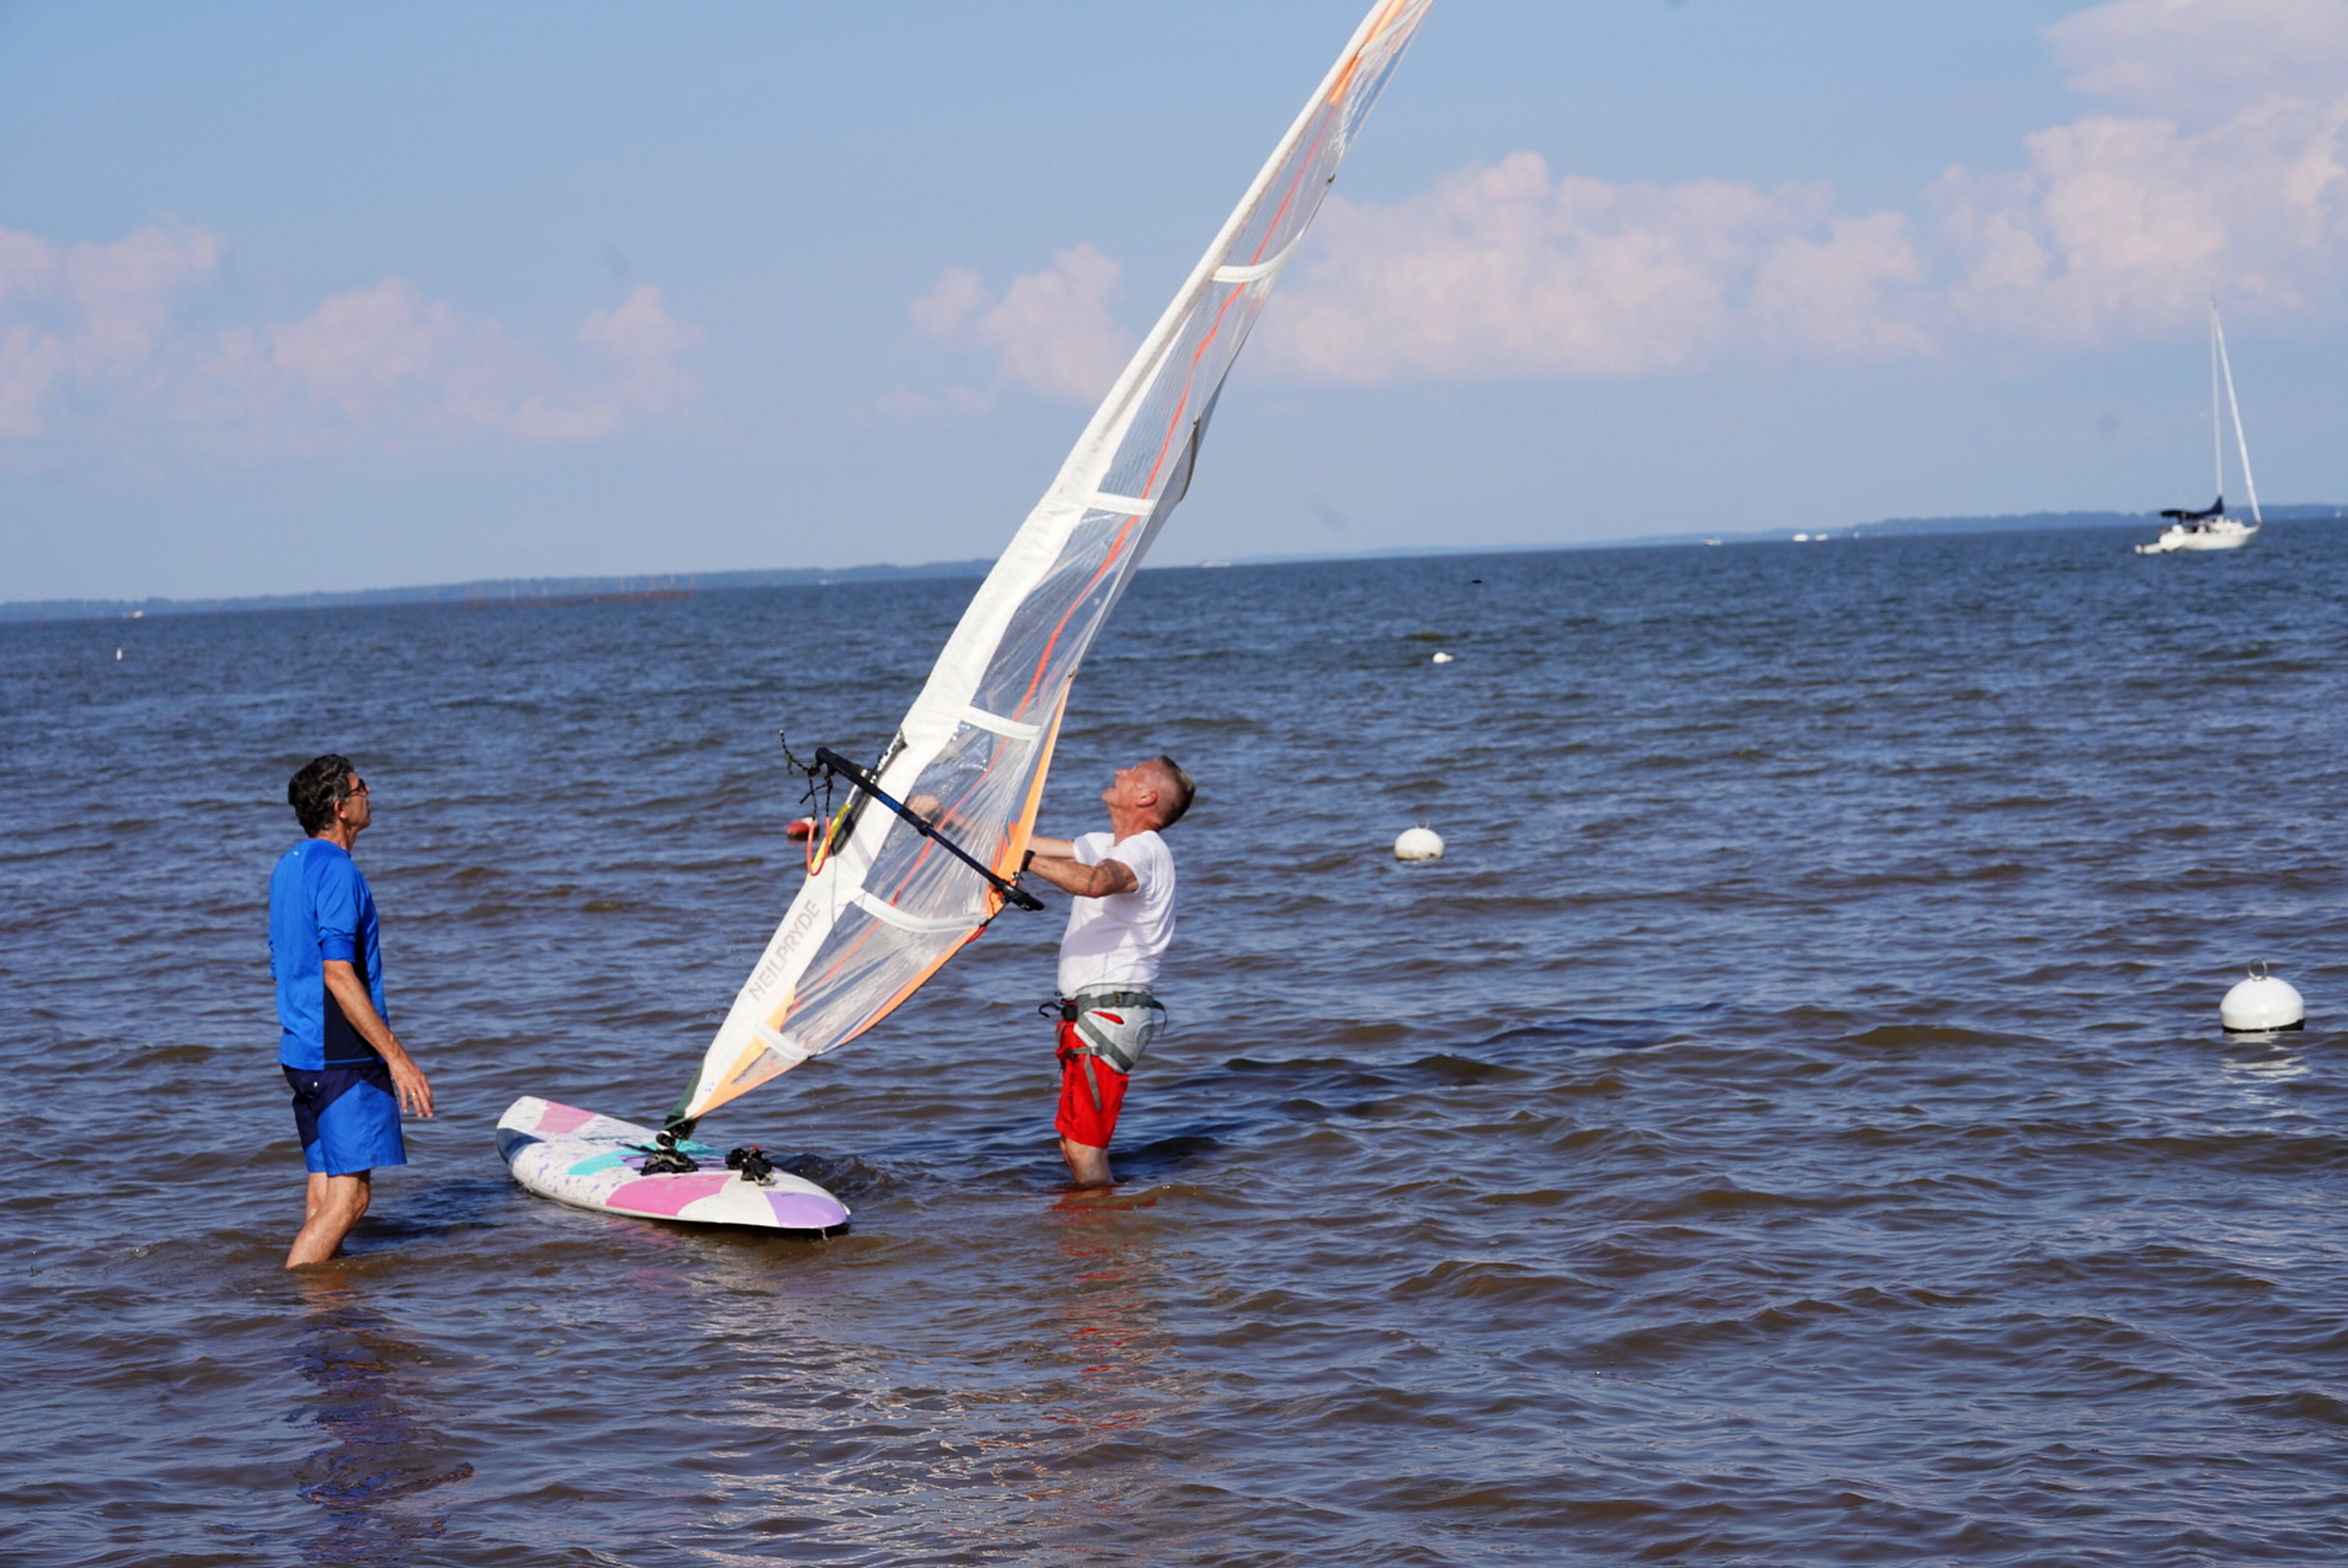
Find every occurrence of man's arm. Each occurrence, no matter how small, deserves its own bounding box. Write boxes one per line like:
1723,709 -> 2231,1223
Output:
321,960 -> 434,1117
1027,853 -> 1137,900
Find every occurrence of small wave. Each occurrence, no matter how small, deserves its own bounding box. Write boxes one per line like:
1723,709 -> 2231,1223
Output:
1846,1023 -> 2018,1051
1391,1257 -> 1605,1311
2229,1388 -> 2348,1427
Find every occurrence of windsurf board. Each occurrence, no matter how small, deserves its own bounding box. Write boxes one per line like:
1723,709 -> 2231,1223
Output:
496,1096 -> 849,1231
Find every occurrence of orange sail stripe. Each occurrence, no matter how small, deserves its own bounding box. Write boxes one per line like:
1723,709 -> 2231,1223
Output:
829,933 -> 979,1055
1327,0 -> 1412,105
691,987 -> 801,1120
1008,520 -> 1142,720
997,690 -> 1069,878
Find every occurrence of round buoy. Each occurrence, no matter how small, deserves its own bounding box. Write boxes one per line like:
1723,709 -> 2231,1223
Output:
785,816 -> 819,842
1430,650 -> 1455,665
2221,960 -> 2305,1033
1394,827 -> 1444,862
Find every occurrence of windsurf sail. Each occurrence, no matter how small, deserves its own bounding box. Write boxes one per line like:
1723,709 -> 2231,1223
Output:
668,0 -> 1433,1129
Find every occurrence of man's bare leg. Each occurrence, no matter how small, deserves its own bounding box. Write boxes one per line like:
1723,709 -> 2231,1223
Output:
1059,1135 -> 1114,1188
287,1171 -> 372,1268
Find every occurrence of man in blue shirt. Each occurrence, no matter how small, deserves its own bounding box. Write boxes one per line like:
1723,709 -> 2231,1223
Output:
270,754 -> 433,1267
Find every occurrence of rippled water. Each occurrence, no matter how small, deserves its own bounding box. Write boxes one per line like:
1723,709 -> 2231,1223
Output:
6,524 -> 2348,1565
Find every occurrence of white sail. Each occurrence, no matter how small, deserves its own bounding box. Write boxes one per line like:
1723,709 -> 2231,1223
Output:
2212,304 -> 2262,526
2136,302 -> 2265,554
673,0 -> 1434,1126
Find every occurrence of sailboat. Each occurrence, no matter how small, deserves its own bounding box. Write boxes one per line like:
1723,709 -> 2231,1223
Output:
2135,304 -> 2263,554
496,0 -> 1435,1229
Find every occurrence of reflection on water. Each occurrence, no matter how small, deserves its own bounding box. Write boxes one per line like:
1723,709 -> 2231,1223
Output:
1028,1192 -> 1197,1560
1041,1192 -> 1176,1436
2219,1041 -> 2314,1122
291,1283 -> 475,1567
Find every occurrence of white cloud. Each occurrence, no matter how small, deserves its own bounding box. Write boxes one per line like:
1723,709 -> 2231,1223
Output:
1265,2 -> 2348,379
902,243 -> 1136,409
0,223 -> 701,457
1258,153 -> 1930,383
0,222 -> 222,436
2048,0 -> 2348,116
1933,91 -> 2348,342
0,324 -> 66,439
1752,213 -> 1933,358
66,224 -> 226,379
900,2 -> 2347,395
268,279 -> 467,419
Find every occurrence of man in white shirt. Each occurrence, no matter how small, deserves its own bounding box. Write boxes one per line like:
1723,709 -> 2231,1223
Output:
1024,755 -> 1195,1186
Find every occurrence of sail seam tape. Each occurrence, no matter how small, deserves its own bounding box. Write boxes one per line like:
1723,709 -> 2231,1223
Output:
750,1023 -> 810,1066
1212,238 -> 1301,285
1085,491 -> 1156,517
959,705 -> 1041,742
852,890 -> 979,935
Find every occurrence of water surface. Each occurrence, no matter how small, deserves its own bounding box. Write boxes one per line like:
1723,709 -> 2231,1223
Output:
5,525 -> 2347,1564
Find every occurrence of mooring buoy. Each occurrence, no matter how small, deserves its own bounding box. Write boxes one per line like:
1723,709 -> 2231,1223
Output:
1394,827 -> 1445,862
2221,960 -> 2305,1033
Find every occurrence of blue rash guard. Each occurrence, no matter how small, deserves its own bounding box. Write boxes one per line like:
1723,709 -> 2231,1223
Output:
269,839 -> 387,1070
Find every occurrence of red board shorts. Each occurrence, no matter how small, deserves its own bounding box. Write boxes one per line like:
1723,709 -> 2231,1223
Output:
1055,1019 -> 1131,1148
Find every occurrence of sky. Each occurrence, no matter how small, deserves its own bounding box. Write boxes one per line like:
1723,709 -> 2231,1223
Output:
4,0 -> 2346,602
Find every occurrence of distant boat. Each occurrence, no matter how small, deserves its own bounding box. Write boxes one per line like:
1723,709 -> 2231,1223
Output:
2136,305 -> 2262,555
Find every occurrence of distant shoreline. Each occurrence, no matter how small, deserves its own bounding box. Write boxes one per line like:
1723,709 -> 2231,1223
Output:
10,506 -> 2343,624
0,559 -> 996,625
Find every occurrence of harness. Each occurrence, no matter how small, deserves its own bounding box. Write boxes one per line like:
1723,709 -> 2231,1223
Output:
1045,987 -> 1166,1111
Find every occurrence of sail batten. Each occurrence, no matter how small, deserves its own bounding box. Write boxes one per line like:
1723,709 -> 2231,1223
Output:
673,0 -> 1433,1127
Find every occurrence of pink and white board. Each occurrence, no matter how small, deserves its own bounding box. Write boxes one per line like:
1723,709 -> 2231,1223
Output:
496,1096 -> 849,1231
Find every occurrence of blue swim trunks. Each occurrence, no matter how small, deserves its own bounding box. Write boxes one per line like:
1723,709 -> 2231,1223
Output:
284,1062 -> 407,1175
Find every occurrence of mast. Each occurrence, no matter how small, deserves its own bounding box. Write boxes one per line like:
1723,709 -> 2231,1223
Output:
2209,306 -> 2224,510
663,0 -> 1435,1131
2212,304 -> 2262,526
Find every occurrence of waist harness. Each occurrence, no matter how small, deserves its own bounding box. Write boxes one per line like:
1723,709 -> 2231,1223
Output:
1046,987 -> 1166,1111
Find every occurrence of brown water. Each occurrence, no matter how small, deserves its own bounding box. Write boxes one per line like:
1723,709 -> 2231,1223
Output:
6,528 -> 2348,1565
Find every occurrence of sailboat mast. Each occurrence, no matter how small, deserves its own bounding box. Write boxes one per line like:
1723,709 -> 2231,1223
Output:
2212,305 -> 2263,525
2209,307 -> 2224,508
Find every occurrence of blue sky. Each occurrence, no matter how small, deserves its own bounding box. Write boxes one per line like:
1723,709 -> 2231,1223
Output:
5,1 -> 2345,600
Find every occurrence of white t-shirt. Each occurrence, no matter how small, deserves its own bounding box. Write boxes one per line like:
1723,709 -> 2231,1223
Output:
1056,828 -> 1177,995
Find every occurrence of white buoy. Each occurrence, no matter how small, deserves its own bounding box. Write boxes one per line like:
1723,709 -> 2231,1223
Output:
2221,960 -> 2305,1033
1394,827 -> 1444,862
115,648 -> 124,660
1429,650 -> 1455,664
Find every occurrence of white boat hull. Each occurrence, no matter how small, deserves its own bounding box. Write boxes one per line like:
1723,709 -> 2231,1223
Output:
2135,518 -> 2258,554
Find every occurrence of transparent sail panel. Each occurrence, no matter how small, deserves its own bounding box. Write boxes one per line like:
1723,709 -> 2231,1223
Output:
677,0 -> 1432,1125
970,511 -> 1146,721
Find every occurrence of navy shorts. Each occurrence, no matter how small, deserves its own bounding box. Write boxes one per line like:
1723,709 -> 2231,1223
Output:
284,1061 -> 408,1176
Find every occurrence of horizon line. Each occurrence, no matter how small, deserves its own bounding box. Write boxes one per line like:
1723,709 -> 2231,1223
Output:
10,505 -> 2344,624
